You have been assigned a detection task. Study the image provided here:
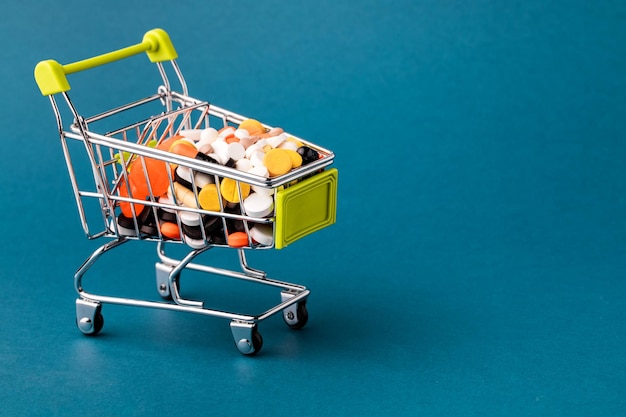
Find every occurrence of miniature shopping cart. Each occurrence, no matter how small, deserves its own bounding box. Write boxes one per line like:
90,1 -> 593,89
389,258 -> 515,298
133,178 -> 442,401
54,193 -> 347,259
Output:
34,28 -> 338,355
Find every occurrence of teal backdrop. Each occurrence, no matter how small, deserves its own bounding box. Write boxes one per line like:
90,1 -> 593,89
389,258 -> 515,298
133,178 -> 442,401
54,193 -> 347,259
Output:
1,1 -> 625,416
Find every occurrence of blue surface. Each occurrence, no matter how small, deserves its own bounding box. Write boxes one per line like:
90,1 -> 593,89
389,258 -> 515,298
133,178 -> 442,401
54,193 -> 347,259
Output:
2,0 -> 626,415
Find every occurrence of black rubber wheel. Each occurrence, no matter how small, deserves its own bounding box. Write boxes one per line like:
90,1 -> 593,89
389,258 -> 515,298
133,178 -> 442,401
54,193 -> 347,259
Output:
285,302 -> 309,330
251,329 -> 263,355
92,311 -> 104,336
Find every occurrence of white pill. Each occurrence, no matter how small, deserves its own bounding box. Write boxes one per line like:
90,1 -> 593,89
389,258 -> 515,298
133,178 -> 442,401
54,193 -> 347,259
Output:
207,152 -> 225,165
111,219 -> 137,237
179,129 -> 203,141
278,140 -> 299,151
195,138 -> 214,154
245,143 -> 264,159
251,185 -> 275,196
250,223 -> 274,246
235,158 -> 253,172
227,142 -> 246,161
218,126 -> 236,138
266,133 -> 287,148
249,150 -> 266,168
184,235 -> 206,249
244,193 -> 274,218
180,211 -> 202,227
200,127 -> 219,143
211,141 -> 229,164
247,165 -> 269,178
194,172 -> 214,188
235,128 -> 250,139
161,191 -> 178,211
176,166 -> 193,184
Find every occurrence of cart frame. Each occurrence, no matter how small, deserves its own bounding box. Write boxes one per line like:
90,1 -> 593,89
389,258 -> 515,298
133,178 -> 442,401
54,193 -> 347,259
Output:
35,29 -> 336,355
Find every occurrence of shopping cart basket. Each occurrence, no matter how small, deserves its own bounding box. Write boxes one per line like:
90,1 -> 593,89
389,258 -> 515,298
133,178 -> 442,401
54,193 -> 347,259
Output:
34,28 -> 338,355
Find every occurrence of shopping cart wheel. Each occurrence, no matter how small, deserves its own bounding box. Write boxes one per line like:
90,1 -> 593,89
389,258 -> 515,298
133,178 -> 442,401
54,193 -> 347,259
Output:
230,321 -> 263,356
281,292 -> 309,330
75,299 -> 104,336
284,301 -> 309,330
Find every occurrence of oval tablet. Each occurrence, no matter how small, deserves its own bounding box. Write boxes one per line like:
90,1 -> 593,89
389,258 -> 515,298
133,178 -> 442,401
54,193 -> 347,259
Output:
227,231 -> 250,248
179,129 -> 203,141
160,222 -> 181,240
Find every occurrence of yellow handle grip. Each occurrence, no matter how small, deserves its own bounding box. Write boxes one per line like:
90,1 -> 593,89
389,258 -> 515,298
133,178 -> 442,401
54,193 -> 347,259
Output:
34,28 -> 178,96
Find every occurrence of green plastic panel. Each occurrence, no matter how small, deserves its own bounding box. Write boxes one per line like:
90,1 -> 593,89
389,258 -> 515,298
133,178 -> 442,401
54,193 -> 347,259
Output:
274,168 -> 338,249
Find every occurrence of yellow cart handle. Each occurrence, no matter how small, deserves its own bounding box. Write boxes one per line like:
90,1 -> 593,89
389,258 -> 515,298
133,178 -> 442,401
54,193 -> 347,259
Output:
34,28 -> 178,96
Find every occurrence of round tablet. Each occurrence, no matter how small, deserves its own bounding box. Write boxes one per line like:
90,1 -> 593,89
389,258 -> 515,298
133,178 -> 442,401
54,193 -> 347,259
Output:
227,142 -> 246,161
184,235 -> 206,249
194,172 -> 214,188
180,211 -> 202,226
286,149 -> 303,169
220,178 -> 251,204
278,140 -> 299,151
250,223 -> 274,246
198,184 -> 222,212
175,166 -> 194,189
238,119 -> 265,136
235,158 -> 253,172
263,148 -> 292,177
243,193 -> 274,218
200,128 -> 219,143
247,165 -> 269,178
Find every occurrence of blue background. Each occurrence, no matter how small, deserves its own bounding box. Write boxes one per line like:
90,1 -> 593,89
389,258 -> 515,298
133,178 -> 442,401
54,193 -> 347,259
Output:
2,0 -> 626,415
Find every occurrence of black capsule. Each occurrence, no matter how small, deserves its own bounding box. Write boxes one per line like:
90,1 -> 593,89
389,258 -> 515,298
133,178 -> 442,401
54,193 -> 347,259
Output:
297,146 -> 319,165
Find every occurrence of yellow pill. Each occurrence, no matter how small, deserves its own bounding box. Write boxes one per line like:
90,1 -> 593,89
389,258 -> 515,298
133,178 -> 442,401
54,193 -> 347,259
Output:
263,148 -> 292,177
286,136 -> 303,148
220,178 -> 251,204
238,119 -> 266,136
286,149 -> 302,169
198,184 -> 223,211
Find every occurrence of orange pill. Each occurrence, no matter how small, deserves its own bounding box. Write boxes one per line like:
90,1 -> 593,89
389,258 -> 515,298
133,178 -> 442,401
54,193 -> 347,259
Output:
238,119 -> 266,136
225,136 -> 240,144
227,231 -> 250,248
160,221 -> 181,240
128,156 -> 169,197
169,142 -> 198,159
220,178 -> 251,204
118,178 -> 146,218
157,135 -> 185,151
263,148 -> 292,177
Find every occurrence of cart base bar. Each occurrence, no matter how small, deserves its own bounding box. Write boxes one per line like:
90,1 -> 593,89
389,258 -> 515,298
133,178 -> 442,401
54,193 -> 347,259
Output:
74,238 -> 310,355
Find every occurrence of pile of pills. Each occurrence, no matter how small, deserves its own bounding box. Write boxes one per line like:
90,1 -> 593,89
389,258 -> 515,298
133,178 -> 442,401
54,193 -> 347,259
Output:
115,119 -> 321,249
